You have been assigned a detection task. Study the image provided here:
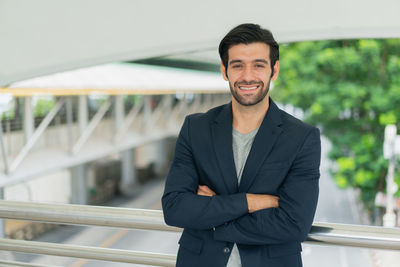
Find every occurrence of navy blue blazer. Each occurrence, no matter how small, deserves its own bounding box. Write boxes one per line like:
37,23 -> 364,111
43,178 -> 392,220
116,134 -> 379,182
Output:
162,99 -> 321,267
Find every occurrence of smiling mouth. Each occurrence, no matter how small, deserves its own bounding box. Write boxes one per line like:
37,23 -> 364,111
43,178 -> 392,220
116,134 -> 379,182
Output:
238,85 -> 259,91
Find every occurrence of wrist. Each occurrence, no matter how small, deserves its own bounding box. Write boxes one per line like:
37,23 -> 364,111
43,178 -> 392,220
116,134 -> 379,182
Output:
246,193 -> 255,213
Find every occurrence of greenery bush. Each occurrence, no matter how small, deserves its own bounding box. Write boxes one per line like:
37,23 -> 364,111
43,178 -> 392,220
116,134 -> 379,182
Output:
34,98 -> 55,117
272,39 -> 400,212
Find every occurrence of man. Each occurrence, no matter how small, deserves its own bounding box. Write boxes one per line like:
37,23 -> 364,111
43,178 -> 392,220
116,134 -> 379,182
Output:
162,23 -> 321,267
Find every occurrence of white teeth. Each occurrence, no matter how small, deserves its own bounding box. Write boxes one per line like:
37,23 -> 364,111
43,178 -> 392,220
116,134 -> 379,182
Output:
239,86 -> 258,90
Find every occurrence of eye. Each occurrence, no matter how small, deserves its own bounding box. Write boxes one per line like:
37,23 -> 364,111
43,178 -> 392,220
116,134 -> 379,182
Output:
231,64 -> 242,69
255,64 -> 266,68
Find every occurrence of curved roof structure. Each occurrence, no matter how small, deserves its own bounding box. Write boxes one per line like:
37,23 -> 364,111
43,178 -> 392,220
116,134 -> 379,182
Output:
4,63 -> 228,96
1,0 -> 399,87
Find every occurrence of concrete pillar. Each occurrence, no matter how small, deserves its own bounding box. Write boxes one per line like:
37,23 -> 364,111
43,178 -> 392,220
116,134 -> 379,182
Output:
114,95 -> 124,132
0,119 -> 8,174
153,139 -> 169,177
23,96 -> 34,143
78,95 -> 88,133
143,95 -> 152,132
163,95 -> 173,127
70,165 -> 87,204
70,95 -> 89,204
119,149 -> 137,196
66,97 -> 74,151
0,188 -> 5,238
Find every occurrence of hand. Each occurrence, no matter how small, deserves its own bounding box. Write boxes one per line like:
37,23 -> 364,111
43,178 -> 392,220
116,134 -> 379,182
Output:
197,185 -> 216,197
246,194 -> 279,213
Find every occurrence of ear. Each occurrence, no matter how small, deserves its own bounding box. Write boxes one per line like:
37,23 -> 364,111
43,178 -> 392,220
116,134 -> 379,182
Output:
271,60 -> 280,81
220,61 -> 228,81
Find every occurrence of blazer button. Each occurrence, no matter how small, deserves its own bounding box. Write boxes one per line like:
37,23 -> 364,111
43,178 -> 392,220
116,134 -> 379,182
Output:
223,247 -> 230,254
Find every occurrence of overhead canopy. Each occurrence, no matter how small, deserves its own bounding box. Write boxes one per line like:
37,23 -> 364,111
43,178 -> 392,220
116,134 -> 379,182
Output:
3,63 -> 229,96
1,0 -> 399,87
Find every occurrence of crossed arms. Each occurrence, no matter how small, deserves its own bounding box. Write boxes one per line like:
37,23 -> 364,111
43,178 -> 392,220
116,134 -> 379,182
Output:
162,117 -> 321,245
198,185 -> 279,213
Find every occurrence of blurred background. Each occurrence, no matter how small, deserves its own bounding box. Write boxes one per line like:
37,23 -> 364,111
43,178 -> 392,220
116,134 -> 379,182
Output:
1,0 -> 400,266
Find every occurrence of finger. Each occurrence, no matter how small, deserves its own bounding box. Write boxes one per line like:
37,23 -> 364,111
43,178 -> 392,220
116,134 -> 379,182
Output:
200,185 -> 215,194
198,185 -> 216,196
197,188 -> 209,196
205,187 -> 216,195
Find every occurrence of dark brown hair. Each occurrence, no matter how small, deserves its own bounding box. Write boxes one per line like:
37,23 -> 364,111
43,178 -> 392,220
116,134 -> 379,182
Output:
219,23 -> 279,75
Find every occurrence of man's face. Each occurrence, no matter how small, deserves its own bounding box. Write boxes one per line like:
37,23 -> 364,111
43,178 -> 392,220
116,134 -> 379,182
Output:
221,42 -> 279,106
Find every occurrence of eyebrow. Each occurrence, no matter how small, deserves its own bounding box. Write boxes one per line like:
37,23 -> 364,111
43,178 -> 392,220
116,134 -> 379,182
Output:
229,59 -> 269,65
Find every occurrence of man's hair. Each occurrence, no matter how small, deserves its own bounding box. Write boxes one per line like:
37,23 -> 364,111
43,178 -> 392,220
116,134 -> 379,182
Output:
218,23 -> 279,74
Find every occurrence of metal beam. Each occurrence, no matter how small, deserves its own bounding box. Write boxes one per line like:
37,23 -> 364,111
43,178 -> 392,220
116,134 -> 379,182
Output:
114,97 -> 144,141
0,238 -> 176,267
9,99 -> 65,173
187,94 -> 201,114
169,95 -> 187,123
72,97 -> 112,155
151,95 -> 171,125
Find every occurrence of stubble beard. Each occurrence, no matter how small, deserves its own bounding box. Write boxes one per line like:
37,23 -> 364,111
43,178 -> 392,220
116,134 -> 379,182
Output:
229,80 -> 271,106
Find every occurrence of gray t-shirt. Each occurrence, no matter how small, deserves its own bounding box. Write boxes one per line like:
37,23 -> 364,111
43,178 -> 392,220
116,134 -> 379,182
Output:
227,127 -> 259,267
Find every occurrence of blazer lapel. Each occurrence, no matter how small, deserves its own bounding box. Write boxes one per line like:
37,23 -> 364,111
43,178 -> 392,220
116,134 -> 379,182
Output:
239,100 -> 283,192
211,103 -> 238,194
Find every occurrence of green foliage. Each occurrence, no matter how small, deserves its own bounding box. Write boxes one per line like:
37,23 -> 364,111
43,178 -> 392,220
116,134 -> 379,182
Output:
124,95 -> 143,105
1,109 -> 15,120
34,98 -> 55,117
272,39 -> 400,210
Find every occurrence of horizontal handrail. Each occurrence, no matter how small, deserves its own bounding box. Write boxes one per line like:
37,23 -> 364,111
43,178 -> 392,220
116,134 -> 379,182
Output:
0,200 -> 400,251
308,222 -> 400,250
0,238 -> 176,267
0,200 -> 181,232
0,259 -> 58,267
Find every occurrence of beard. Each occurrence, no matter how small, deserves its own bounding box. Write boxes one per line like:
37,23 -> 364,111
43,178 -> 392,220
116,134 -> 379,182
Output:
229,79 -> 271,106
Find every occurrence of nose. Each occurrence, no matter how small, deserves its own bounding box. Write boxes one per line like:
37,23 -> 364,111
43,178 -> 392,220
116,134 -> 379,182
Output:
240,66 -> 255,82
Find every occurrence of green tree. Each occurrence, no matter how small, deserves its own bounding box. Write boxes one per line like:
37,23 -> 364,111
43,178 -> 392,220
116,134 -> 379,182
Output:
272,39 -> 400,212
34,98 -> 55,117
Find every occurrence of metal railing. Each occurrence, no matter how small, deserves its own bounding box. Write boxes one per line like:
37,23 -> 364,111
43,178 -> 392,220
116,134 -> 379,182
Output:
0,259 -> 56,267
0,200 -> 400,266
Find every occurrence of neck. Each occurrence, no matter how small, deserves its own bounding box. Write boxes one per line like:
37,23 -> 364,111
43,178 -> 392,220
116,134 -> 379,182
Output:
232,96 -> 269,134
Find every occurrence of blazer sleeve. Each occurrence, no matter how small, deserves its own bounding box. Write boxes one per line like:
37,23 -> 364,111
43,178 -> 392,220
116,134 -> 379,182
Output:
213,127 -> 321,245
162,116 -> 249,230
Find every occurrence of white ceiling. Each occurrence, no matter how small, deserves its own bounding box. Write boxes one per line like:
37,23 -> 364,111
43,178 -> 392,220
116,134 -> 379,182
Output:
1,0 -> 399,87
